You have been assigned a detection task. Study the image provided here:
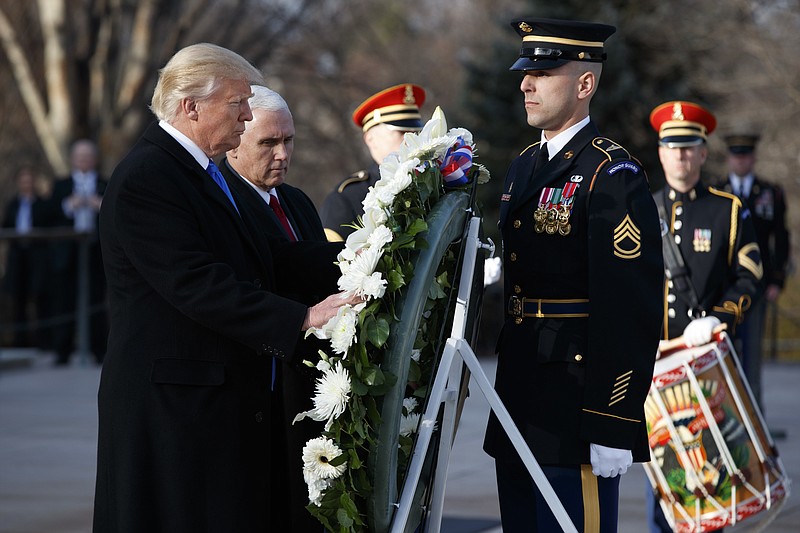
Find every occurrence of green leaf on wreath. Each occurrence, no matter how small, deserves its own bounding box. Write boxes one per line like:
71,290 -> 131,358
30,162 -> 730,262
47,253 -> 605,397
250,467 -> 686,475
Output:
351,378 -> 368,396
348,448 -> 362,469
406,217 -> 429,237
408,359 -> 421,383
365,396 -> 382,426
360,365 -> 381,386
340,492 -> 359,518
335,507 -> 354,529
364,315 -> 390,347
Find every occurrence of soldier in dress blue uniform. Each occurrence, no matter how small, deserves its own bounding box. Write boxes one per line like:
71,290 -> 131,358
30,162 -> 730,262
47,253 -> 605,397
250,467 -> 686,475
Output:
320,83 -> 425,241
646,102 -> 764,533
713,134 -> 789,406
482,17 -> 664,532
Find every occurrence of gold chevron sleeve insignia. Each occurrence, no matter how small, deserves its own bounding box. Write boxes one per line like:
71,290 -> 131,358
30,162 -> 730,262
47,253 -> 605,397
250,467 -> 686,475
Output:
608,370 -> 633,406
613,214 -> 642,259
738,242 -> 764,280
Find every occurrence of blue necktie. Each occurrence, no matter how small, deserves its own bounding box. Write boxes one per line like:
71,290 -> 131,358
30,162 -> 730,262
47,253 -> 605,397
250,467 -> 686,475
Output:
206,160 -> 239,214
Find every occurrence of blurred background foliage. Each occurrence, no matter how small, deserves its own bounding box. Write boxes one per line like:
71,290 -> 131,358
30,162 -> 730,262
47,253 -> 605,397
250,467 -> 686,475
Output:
1,0 -> 799,357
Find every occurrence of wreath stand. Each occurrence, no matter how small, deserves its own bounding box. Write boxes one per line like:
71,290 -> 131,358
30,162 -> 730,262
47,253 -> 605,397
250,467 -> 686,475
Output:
367,189 -> 578,533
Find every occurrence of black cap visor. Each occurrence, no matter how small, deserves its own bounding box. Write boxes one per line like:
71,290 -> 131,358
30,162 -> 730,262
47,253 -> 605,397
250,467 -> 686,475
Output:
510,56 -> 569,71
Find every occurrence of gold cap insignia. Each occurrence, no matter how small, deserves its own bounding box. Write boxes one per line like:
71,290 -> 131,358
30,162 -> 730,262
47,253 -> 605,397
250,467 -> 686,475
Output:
518,22 -> 533,32
403,85 -> 416,104
671,102 -> 685,121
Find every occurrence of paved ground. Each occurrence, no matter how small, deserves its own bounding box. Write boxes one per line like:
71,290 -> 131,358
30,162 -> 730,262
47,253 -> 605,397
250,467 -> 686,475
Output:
1,348 -> 797,532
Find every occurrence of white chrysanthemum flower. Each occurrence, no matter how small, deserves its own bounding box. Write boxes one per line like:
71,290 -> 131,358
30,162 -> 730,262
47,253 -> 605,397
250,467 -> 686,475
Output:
447,127 -> 474,147
410,349 -> 421,362
302,437 -> 348,480
303,471 -> 331,506
338,245 -> 383,296
388,158 -> 418,195
294,361 -> 351,430
362,186 -> 383,212
403,396 -> 418,414
367,224 -> 393,250
379,152 -> 401,181
373,157 -> 417,205
372,180 -> 398,207
399,412 -> 421,437
360,272 -> 387,300
330,305 -> 358,355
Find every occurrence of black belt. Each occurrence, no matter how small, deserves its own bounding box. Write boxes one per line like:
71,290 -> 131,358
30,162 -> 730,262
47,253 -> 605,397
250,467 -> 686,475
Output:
508,296 -> 590,319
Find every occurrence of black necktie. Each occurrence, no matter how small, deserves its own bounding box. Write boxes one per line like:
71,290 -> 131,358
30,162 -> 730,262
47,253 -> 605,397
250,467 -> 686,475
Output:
534,143 -> 549,174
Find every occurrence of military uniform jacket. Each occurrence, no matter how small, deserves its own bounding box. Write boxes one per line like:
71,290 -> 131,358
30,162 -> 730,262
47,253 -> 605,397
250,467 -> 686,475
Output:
654,182 -> 764,340
715,176 -> 789,288
320,162 -> 380,240
483,122 -> 664,466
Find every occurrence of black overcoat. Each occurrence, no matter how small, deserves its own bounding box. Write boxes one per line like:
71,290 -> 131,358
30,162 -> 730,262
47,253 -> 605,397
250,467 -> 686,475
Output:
220,157 -> 336,532
94,123 -> 338,533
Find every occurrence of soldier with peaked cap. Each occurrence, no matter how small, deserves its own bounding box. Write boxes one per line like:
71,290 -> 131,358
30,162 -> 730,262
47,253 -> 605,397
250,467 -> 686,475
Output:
646,102 -> 763,533
714,133 -> 789,406
482,17 -> 664,532
320,83 -> 425,241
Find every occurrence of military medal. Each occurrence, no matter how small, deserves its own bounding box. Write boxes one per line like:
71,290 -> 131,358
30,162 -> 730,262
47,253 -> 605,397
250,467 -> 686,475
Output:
693,228 -> 712,252
534,188 -> 555,233
535,182 -> 579,236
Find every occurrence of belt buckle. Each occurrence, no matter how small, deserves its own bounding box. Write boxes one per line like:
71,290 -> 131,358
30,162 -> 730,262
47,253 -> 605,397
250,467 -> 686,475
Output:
510,296 -> 522,318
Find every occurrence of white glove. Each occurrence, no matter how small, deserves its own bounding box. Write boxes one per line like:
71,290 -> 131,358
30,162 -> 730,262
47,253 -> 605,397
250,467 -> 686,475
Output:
483,257 -> 502,287
682,316 -> 721,347
590,443 -> 632,478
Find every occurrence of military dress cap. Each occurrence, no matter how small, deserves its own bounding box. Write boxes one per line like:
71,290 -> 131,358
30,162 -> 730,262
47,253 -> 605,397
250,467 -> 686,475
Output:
508,17 -> 616,71
650,101 -> 717,148
351,83 -> 426,133
725,134 -> 760,154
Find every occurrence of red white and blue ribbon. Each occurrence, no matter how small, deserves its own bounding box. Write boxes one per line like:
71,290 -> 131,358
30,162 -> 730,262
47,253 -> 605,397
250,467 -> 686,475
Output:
440,137 -> 473,187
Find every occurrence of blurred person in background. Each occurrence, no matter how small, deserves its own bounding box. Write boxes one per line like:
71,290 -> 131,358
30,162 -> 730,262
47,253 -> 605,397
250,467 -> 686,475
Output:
45,139 -> 107,365
714,134 -> 789,406
2,165 -> 49,347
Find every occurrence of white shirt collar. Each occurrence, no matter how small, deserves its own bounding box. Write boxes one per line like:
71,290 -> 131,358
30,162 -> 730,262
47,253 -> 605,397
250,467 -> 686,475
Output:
238,170 -> 275,205
539,115 -> 591,160
729,172 -> 755,196
159,120 -> 210,169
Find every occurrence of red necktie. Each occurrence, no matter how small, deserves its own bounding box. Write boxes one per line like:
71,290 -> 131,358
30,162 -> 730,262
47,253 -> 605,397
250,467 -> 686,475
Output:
268,194 -> 296,241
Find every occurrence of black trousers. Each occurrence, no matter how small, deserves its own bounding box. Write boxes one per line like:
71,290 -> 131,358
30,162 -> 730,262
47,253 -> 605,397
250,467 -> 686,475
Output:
495,460 -> 620,532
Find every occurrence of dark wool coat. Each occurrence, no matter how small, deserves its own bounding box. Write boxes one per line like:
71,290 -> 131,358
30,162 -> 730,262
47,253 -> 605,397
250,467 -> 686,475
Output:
93,122 -> 339,533
220,157 -> 335,532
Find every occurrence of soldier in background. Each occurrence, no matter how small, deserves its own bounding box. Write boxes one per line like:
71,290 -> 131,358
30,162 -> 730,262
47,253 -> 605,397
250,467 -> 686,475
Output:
648,101 -> 764,533
320,83 -> 425,241
714,134 -> 790,406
